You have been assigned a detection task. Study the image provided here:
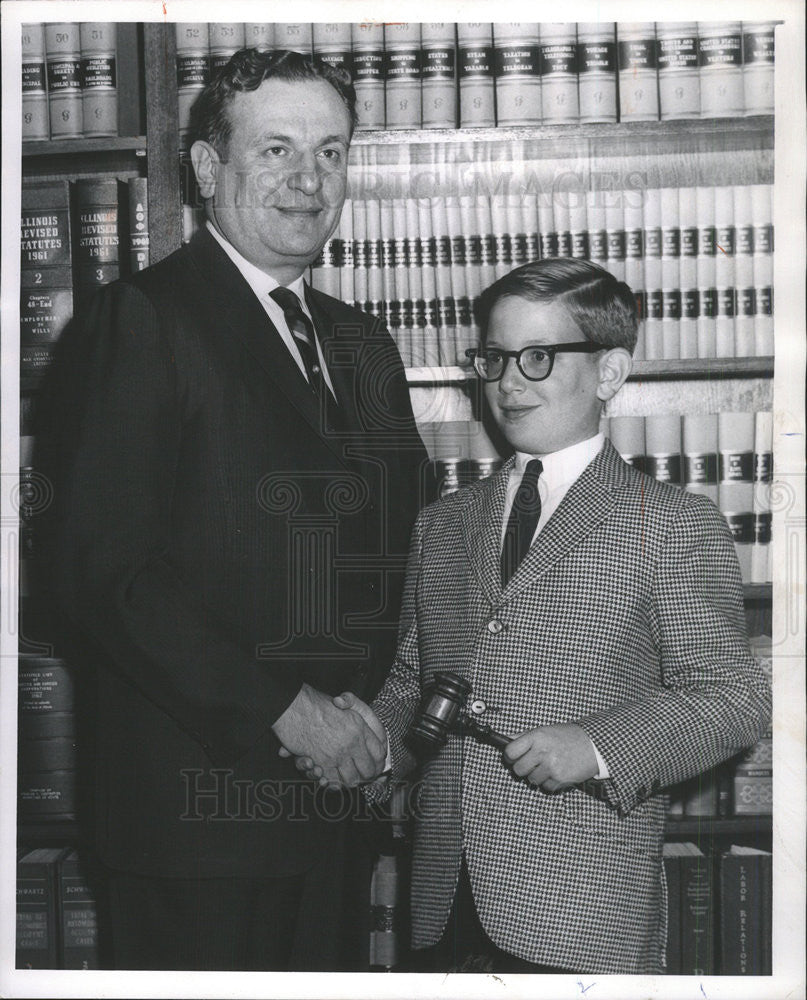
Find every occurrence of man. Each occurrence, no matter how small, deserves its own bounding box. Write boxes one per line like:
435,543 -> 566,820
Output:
41,49 -> 429,970
299,258 -> 771,974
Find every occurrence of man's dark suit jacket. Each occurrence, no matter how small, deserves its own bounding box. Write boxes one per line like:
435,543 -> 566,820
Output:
41,227 -> 430,878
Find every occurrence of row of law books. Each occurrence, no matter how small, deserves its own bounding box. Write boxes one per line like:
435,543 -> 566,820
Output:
22,22 -> 118,140
663,841 -> 772,975
16,846 -> 102,969
420,410 -> 773,584
173,20 -> 776,143
20,177 -> 149,389
303,182 -> 774,365
669,634 -> 773,818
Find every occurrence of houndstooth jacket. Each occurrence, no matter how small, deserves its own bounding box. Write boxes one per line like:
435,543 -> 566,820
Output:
370,439 -> 771,974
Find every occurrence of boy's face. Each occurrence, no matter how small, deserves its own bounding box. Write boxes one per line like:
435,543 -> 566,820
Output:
483,296 -> 608,456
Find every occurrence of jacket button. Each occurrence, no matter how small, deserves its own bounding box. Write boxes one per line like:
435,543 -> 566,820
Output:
487,619 -> 504,634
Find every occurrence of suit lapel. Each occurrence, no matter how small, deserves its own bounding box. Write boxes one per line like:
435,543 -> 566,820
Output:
502,441 -> 630,596
186,230 -> 352,466
460,460 -> 513,606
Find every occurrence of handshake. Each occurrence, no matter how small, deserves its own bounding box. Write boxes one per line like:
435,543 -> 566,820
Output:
272,683 -> 388,789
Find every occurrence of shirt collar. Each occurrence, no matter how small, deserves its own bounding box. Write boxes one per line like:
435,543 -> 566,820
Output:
206,220 -> 307,303
514,433 -> 605,487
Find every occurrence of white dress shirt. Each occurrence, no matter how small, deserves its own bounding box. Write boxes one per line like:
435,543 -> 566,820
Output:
206,221 -> 337,397
502,432 -> 610,778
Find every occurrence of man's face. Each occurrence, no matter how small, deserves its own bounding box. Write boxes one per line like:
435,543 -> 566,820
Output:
483,296 -> 606,455
206,78 -> 351,277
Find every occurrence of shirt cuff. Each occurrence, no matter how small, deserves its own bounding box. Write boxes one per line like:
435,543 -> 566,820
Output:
591,739 -> 610,780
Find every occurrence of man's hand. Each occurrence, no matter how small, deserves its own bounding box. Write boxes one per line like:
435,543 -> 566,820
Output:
503,723 -> 599,792
272,684 -> 386,788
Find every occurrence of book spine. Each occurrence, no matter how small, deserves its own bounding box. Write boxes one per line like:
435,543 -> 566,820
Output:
392,199 -> 413,365
20,180 -> 73,386
679,187 -> 699,359
176,24 -> 210,149
608,415 -> 645,472
656,22 -> 700,121
18,657 -> 76,739
718,854 -> 753,973
384,23 -> 421,129
718,410 -> 755,583
554,191 -> 572,259
606,194 -> 626,282
645,414 -> 682,486
617,23 -> 659,122
696,185 -> 717,358
45,22 -> 83,138
662,851 -> 682,973
642,187 -> 663,359
79,23 -> 117,137
71,178 -> 121,308
742,22 -> 775,115
569,194 -> 588,262
430,197 -> 457,365
421,24 -> 457,128
352,23 -> 385,130
698,21 -> 744,118
733,732 -> 773,814
457,24 -> 495,127
209,23 -> 245,75
493,23 -> 541,126
337,198 -> 355,305
680,851 -> 715,974
660,186 -> 681,359
22,23 -> 49,140
752,410 -> 773,584
127,177 -> 150,273
243,23 -> 274,51
682,413 -> 718,505
734,184 -> 756,357
540,23 -> 579,124
274,23 -> 313,56
404,198 -> 426,366
365,198 -> 383,322
379,200 -> 398,338
16,849 -> 66,969
312,22 -> 353,77
58,852 -> 101,969
577,22 -> 617,124
417,197 -> 440,366
714,185 -> 736,357
751,183 -> 774,355
760,851 -> 773,974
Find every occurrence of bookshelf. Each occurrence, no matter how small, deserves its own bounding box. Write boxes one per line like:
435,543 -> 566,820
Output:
17,21 -> 775,974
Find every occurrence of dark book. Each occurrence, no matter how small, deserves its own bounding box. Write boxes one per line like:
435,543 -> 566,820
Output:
71,177 -> 121,308
175,23 -> 210,149
16,847 -> 68,969
20,180 -> 73,386
718,845 -> 772,974
127,177 -> 150,273
662,843 -> 683,974
680,842 -> 715,975
18,657 -> 76,740
57,850 -> 101,969
17,769 -> 80,821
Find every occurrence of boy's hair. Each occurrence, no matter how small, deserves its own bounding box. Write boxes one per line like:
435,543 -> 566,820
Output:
189,48 -> 357,156
476,257 -> 639,354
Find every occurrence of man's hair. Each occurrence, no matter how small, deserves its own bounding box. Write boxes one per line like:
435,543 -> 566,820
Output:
189,48 -> 357,156
477,257 -> 639,354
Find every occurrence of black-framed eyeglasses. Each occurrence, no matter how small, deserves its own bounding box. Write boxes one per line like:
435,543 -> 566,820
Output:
465,342 -> 607,382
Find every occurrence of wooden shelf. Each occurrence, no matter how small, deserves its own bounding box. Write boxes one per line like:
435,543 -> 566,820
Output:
666,816 -> 771,838
23,137 -> 147,158
406,358 -> 774,386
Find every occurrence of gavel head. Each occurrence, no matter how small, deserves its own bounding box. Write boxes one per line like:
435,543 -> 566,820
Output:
408,671 -> 472,752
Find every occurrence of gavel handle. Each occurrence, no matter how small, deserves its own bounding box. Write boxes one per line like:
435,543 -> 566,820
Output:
464,717 -> 512,750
